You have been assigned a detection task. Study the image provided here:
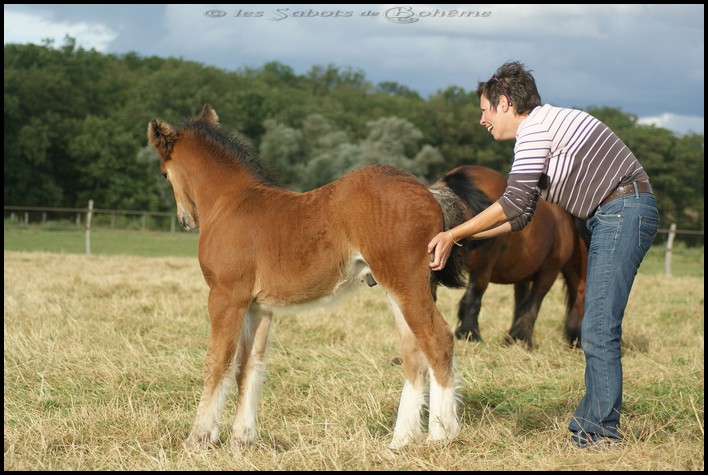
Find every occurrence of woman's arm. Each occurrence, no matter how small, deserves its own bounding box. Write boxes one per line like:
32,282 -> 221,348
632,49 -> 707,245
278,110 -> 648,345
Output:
428,202 -> 511,271
451,202 -> 509,241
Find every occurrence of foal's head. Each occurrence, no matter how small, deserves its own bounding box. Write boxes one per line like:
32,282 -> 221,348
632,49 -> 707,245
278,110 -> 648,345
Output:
147,105 -> 223,230
147,105 -> 275,229
148,105 -> 276,231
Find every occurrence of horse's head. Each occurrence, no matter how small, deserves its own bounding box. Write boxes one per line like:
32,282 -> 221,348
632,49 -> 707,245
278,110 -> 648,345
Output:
147,105 -> 220,231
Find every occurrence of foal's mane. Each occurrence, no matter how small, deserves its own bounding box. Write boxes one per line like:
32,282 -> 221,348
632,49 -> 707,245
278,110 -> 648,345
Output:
177,118 -> 278,187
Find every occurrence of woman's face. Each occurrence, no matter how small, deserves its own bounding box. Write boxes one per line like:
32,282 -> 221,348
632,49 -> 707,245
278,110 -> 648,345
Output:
479,93 -> 516,141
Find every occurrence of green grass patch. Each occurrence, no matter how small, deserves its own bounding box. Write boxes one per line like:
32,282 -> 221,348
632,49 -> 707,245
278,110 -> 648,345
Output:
641,242 -> 704,277
4,226 -> 198,257
4,225 -> 703,275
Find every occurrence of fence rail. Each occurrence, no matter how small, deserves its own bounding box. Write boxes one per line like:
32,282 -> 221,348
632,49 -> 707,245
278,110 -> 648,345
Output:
4,203 -> 704,274
5,204 -> 177,232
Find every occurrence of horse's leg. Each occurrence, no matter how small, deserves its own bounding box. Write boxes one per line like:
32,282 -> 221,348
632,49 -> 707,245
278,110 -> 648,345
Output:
561,239 -> 588,346
386,290 -> 459,446
506,272 -> 557,348
184,289 -> 250,448
561,270 -> 585,347
457,243 -> 499,342
509,280 -> 531,335
502,282 -> 530,346
230,305 -> 273,446
455,277 -> 486,342
387,294 -> 427,449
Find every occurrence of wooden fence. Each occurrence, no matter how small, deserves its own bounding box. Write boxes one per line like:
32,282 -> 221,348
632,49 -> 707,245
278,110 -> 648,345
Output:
4,204 -> 177,231
4,203 -> 704,274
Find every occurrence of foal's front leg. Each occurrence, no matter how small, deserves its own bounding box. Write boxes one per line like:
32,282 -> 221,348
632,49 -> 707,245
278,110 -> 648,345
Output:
184,290 -> 250,448
230,306 -> 273,446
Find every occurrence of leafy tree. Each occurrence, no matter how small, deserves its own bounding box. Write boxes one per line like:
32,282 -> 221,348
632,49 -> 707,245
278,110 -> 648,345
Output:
3,39 -> 703,243
259,119 -> 305,187
68,115 -> 158,210
377,81 -> 422,99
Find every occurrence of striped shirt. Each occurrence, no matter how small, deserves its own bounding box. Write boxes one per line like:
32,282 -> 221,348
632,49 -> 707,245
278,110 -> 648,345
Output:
498,104 -> 649,231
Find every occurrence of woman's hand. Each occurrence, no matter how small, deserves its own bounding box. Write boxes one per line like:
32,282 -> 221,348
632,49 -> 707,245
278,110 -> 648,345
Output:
428,231 -> 455,271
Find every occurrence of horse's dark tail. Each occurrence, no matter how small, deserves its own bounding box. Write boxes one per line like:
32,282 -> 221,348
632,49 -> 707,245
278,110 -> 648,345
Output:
428,170 -> 492,289
428,183 -> 469,289
573,215 -> 592,250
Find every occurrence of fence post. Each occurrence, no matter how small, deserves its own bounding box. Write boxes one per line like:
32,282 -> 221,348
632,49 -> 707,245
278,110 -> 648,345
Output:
85,199 -> 94,255
664,223 -> 676,276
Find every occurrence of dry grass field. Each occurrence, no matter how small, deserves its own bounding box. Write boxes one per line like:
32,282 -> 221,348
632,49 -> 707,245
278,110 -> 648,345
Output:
4,250 -> 704,470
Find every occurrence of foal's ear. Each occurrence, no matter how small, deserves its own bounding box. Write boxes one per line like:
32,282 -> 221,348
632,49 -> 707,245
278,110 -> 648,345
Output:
147,118 -> 178,159
195,104 -> 219,126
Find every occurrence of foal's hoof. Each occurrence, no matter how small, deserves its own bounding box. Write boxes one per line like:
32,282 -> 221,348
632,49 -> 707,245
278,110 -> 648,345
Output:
428,419 -> 460,444
183,431 -> 219,450
388,438 -> 408,451
182,437 -> 213,451
388,432 -> 422,450
230,426 -> 258,448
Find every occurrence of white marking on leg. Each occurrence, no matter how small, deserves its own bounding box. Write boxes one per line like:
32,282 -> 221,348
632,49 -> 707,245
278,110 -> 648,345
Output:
186,308 -> 248,448
390,379 -> 426,449
187,369 -> 234,447
231,308 -> 272,446
428,367 -> 460,442
231,358 -> 267,445
387,294 -> 427,449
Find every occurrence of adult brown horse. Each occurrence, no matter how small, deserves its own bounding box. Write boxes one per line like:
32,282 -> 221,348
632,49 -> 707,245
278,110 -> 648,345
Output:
433,165 -> 588,348
147,105 -> 472,450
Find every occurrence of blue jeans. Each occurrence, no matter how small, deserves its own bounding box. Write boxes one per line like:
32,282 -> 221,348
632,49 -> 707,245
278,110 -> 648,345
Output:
568,190 -> 658,440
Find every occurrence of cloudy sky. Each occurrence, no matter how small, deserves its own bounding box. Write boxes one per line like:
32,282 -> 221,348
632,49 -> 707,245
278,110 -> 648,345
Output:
4,4 -> 704,135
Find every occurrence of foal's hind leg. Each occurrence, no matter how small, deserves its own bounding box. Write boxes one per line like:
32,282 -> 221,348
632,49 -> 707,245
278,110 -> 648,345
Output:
387,294 -> 428,449
387,292 -> 459,446
184,291 -> 250,448
230,305 -> 272,446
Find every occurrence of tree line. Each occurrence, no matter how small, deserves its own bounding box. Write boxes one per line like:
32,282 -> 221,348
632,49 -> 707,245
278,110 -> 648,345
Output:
4,38 -> 704,235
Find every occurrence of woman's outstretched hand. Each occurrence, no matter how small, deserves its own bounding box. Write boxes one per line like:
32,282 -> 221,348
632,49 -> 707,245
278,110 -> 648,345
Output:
428,232 -> 454,271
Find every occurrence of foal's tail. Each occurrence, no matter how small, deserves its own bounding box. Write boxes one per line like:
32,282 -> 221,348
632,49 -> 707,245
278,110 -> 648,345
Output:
428,176 -> 479,289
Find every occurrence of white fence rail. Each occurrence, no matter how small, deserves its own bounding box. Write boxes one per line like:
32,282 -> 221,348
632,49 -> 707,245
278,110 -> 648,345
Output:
5,204 -> 177,231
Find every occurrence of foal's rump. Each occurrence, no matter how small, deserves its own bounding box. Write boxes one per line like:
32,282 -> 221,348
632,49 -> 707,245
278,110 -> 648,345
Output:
335,166 -> 442,253
329,165 -> 468,291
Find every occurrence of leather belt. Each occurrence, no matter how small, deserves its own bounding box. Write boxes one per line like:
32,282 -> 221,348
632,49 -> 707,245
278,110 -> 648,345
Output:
600,181 -> 652,207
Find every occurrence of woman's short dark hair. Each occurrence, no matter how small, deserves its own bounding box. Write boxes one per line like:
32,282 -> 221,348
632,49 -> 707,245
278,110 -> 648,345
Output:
476,61 -> 542,114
